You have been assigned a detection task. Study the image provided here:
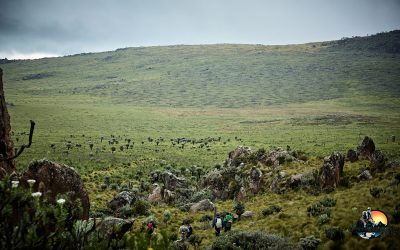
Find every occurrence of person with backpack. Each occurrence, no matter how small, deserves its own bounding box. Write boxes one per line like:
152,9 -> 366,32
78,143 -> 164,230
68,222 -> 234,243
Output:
212,213 -> 223,236
179,222 -> 189,240
223,212 -> 233,232
147,219 -> 156,236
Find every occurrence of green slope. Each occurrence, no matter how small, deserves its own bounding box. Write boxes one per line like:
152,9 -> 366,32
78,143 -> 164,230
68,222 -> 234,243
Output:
2,31 -> 400,108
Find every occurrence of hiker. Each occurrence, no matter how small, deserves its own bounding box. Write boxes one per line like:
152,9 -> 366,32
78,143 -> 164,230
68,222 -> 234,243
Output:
212,213 -> 223,236
223,212 -> 233,232
179,222 -> 189,241
147,219 -> 156,236
186,221 -> 193,238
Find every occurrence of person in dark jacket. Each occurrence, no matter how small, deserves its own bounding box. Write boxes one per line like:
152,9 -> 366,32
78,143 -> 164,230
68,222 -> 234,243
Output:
212,213 -> 223,236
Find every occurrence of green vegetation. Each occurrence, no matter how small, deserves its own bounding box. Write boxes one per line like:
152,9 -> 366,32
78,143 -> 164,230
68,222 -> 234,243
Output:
1,31 -> 400,248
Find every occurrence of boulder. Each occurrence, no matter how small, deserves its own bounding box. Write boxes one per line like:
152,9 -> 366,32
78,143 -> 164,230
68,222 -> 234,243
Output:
357,170 -> 372,181
237,186 -> 246,201
0,166 -> 6,179
241,210 -> 255,219
226,146 -> 252,167
20,159 -> 90,219
249,166 -> 263,194
357,136 -> 375,159
318,152 -> 344,191
346,149 -> 358,162
189,199 -> 215,212
108,191 -> 136,210
161,171 -> 188,191
96,217 -> 134,240
289,174 -> 303,188
370,150 -> 386,170
148,184 -> 163,203
200,167 -> 240,200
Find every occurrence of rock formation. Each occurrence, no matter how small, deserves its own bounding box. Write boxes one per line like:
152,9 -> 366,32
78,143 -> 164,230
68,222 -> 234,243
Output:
108,191 -> 137,210
20,159 -> 90,219
357,136 -> 375,159
318,152 -> 344,191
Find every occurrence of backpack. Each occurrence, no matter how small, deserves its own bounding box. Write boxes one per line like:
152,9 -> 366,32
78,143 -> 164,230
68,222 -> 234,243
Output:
215,218 -> 222,228
148,222 -> 154,231
187,225 -> 193,237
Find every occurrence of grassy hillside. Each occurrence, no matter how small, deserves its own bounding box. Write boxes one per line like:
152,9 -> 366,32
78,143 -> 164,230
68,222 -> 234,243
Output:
1,31 -> 400,249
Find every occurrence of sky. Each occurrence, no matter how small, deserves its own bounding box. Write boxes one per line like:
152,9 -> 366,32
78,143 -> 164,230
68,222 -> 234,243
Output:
0,0 -> 399,59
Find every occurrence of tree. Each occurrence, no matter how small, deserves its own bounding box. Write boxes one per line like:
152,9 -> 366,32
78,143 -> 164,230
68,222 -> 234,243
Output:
233,201 -> 245,220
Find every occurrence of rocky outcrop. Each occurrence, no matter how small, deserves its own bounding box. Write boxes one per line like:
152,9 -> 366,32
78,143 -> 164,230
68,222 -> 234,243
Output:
96,217 -> 134,240
147,184 -> 174,204
189,199 -> 215,212
20,159 -> 90,219
241,210 -> 255,219
161,171 -> 188,191
357,170 -> 372,181
225,146 -> 252,166
200,167 -> 241,200
108,191 -> 136,210
0,68 -> 15,174
259,148 -> 296,166
237,187 -> 246,201
370,150 -> 386,170
249,166 -> 263,194
289,173 -> 303,188
357,136 -> 375,159
318,152 -> 344,191
346,149 -> 358,162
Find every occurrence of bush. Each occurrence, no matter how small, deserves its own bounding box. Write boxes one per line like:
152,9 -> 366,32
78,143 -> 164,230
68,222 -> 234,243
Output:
262,205 -> 282,216
370,187 -> 383,198
0,177 -> 96,249
299,235 -> 321,250
319,197 -> 336,207
318,214 -> 330,225
163,210 -> 171,224
211,231 -> 297,250
307,203 -> 331,217
325,227 -> 345,241
233,201 -> 245,219
188,234 -> 203,248
132,199 -> 151,216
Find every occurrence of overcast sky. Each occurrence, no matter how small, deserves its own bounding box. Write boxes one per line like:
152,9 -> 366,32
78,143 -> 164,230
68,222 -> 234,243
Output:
1,0 -> 399,59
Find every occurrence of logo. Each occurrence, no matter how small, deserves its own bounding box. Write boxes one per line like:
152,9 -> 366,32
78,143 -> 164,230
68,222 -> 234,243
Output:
355,207 -> 388,239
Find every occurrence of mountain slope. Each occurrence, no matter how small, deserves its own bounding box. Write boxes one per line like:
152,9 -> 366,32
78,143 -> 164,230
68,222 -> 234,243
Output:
2,31 -> 400,108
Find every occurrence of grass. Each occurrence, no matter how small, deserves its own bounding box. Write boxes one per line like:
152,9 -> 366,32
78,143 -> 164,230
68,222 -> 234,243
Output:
1,31 -> 400,248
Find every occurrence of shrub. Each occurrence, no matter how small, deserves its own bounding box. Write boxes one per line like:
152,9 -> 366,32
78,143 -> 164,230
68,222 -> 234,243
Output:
188,234 -> 203,249
163,210 -> 171,224
116,205 -> 134,219
370,187 -> 383,198
233,201 -> 245,220
319,197 -> 336,207
132,199 -> 151,216
318,214 -> 330,225
325,227 -> 345,241
299,235 -> 321,250
211,231 -> 297,250
100,183 -> 107,191
262,205 -> 282,216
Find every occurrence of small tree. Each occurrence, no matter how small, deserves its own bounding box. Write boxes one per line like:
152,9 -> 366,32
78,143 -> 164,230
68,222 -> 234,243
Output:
163,210 -> 171,225
233,201 -> 245,220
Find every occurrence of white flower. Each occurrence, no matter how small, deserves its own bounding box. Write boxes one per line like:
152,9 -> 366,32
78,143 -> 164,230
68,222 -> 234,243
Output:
57,198 -> 66,205
31,192 -> 42,198
11,180 -> 19,188
27,179 -> 36,187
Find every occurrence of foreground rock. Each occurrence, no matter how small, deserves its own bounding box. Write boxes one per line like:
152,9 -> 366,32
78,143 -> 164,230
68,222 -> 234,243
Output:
20,159 -> 90,219
370,150 -> 386,170
190,199 -> 215,212
225,146 -> 252,166
108,191 -> 136,210
319,152 -> 344,191
96,217 -> 134,240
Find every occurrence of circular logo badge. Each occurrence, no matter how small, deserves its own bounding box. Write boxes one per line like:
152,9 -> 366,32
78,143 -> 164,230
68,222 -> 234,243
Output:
355,208 -> 388,239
